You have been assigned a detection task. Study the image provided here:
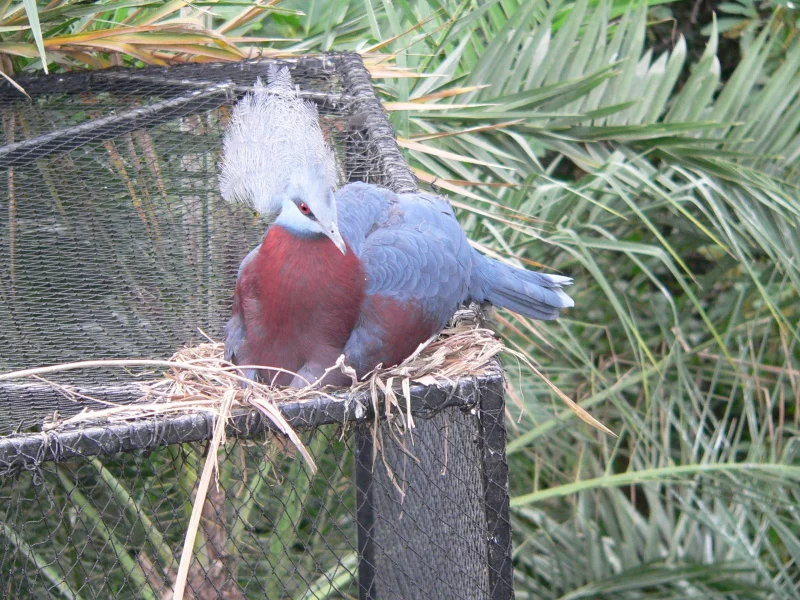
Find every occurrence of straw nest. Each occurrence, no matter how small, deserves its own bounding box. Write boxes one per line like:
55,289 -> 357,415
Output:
33,307 -> 502,463
26,304 -> 609,462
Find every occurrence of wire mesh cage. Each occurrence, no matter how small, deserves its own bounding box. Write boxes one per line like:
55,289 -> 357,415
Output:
0,55 -> 513,599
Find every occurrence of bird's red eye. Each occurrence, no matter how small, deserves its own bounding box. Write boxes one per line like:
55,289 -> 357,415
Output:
299,202 -> 311,215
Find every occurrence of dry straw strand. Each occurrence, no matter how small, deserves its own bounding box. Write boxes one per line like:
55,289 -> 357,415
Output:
1,307 -> 612,598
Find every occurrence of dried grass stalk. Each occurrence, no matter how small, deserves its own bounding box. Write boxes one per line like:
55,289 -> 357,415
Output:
1,307 -> 611,600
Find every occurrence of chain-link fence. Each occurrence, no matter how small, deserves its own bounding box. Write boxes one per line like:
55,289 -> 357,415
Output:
0,55 -> 513,599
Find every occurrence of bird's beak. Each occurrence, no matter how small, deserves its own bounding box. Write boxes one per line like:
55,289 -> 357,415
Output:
326,223 -> 347,255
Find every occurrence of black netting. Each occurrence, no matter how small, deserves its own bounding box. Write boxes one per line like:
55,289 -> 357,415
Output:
0,55 -> 512,599
2,427 -> 356,599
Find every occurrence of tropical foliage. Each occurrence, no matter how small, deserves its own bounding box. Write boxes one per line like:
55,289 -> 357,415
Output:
2,0 -> 799,597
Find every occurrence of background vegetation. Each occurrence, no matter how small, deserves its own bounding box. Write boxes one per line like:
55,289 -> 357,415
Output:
2,0 -> 799,597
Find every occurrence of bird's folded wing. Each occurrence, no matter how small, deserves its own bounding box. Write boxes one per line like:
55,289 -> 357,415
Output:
337,183 -> 473,373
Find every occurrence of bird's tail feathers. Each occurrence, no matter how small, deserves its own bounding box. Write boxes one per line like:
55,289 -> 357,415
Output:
473,251 -> 574,320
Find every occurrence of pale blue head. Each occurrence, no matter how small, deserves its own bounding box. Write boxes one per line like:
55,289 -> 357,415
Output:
219,68 -> 345,253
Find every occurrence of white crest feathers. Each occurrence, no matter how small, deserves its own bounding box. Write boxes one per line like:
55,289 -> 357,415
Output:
219,67 -> 339,214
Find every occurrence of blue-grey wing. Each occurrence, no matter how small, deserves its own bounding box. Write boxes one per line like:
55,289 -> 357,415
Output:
335,182 -> 397,255
338,184 -> 472,375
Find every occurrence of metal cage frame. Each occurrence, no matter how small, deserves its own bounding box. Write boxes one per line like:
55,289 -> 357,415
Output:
0,54 -> 513,600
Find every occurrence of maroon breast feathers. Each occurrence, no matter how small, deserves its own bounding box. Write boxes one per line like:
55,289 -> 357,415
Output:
234,225 -> 366,384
